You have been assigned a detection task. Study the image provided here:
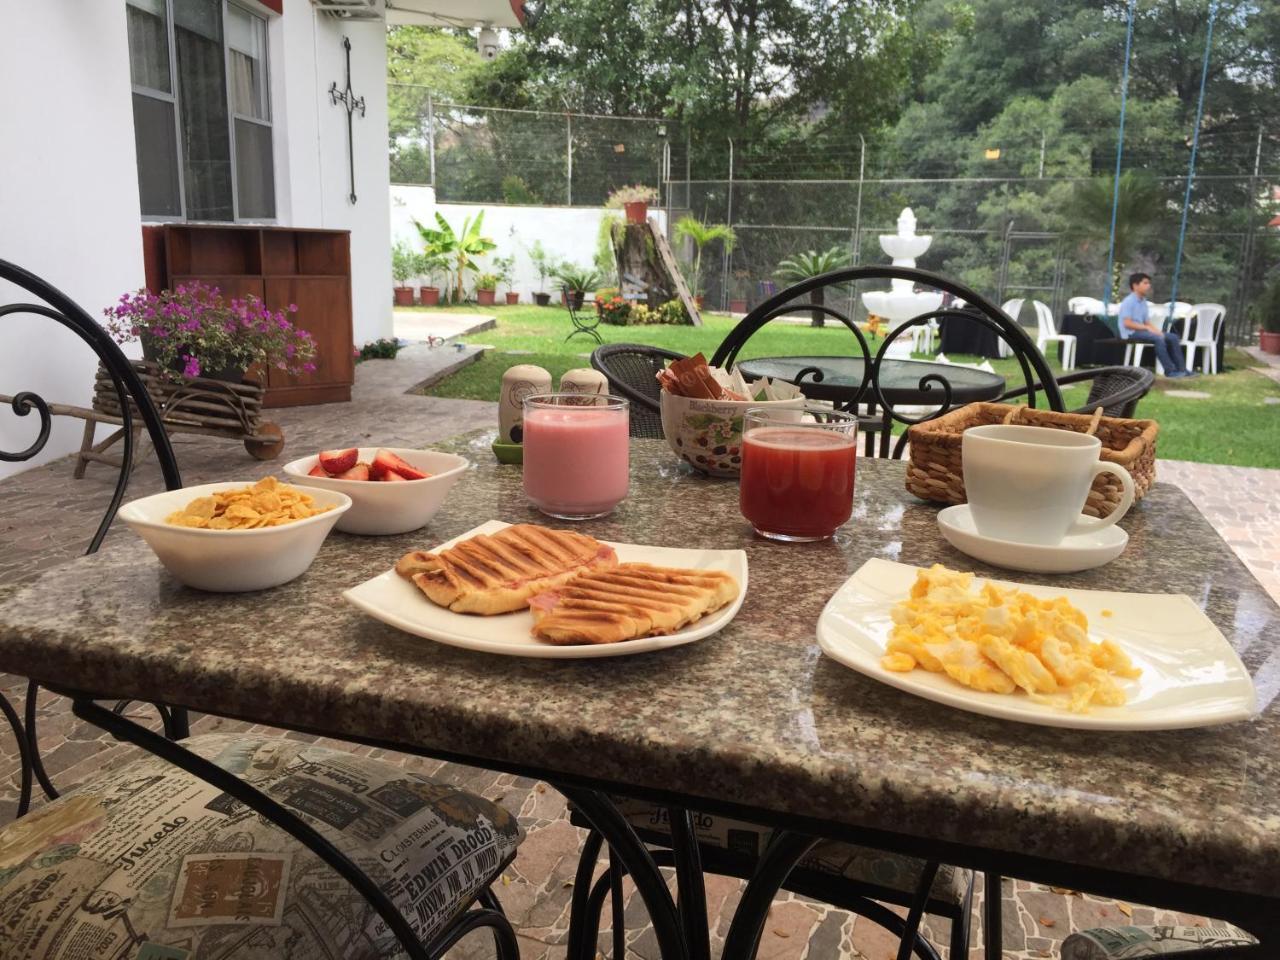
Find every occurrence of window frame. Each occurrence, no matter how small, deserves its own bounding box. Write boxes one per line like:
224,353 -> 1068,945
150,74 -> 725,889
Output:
129,0 -> 277,224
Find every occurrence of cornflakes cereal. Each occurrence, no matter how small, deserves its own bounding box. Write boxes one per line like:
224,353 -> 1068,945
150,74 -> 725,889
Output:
164,477 -> 332,531
881,565 -> 1141,713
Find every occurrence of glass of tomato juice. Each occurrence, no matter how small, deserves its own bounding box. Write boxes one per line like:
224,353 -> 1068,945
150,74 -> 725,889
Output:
739,406 -> 859,542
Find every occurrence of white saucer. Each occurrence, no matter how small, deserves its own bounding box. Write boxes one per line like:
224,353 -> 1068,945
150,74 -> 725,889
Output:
936,504 -> 1128,574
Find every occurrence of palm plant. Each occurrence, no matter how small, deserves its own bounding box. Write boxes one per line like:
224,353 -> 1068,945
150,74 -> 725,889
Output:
673,215 -> 736,299
775,246 -> 853,327
414,212 -> 496,303
552,263 -> 602,308
1064,172 -> 1166,301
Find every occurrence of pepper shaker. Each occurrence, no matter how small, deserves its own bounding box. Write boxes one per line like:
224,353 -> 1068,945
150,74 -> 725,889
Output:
499,364 -> 552,443
559,368 -> 608,396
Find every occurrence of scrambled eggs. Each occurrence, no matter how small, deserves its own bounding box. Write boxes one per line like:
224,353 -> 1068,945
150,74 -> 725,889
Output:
881,565 -> 1140,712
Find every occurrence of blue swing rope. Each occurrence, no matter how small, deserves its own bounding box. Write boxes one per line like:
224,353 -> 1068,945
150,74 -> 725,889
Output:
1103,0 -> 1138,313
1166,1 -> 1218,318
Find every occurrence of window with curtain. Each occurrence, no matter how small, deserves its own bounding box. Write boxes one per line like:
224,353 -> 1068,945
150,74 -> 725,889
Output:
125,0 -> 275,221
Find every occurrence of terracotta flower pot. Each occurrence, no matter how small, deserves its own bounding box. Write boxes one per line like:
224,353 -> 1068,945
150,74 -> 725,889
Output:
729,298 -> 747,314
694,295 -> 706,310
394,286 -> 414,306
624,201 -> 648,225
1261,330 -> 1280,354
420,286 -> 440,306
505,292 -> 520,305
477,289 -> 497,306
534,292 -> 551,306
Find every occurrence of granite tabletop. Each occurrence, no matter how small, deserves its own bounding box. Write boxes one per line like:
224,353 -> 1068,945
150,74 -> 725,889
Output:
2,434 -> 1278,908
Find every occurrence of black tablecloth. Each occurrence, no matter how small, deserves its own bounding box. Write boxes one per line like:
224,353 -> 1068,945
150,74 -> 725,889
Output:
938,311 -> 1003,359
1059,314 -> 1225,370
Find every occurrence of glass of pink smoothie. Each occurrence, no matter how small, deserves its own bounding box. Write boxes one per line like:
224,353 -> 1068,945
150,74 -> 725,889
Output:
522,394 -> 630,519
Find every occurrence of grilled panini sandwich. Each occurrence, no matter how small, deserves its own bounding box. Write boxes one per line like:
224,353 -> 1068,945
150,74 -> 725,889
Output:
396,524 -> 617,615
528,562 -> 739,644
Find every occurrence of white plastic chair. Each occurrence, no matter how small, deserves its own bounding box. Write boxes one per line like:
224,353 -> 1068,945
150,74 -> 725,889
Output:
1122,304 -> 1172,375
1033,300 -> 1075,370
910,318 -> 939,354
1184,303 -> 1225,374
1067,296 -> 1104,315
995,298 -> 1025,359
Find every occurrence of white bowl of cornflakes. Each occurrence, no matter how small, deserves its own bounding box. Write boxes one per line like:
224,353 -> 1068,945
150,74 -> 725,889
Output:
118,478 -> 352,592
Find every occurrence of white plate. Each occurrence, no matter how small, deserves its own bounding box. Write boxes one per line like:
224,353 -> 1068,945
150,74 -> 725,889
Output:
343,520 -> 749,658
817,558 -> 1257,730
937,504 -> 1128,574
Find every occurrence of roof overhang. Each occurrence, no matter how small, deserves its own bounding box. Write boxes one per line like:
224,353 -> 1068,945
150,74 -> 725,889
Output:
385,0 -> 524,28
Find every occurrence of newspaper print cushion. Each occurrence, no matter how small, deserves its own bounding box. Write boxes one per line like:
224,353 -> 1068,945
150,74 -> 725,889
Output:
608,799 -> 970,906
0,733 -> 523,960
1061,925 -> 1258,959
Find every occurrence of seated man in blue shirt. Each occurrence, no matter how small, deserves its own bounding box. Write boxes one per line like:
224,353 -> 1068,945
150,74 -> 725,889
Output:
1117,273 -> 1194,378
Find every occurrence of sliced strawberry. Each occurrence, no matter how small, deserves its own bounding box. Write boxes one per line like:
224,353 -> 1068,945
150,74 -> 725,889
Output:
337,462 -> 371,481
378,469 -> 409,482
373,448 -> 431,480
307,463 -> 329,477
318,447 -> 358,474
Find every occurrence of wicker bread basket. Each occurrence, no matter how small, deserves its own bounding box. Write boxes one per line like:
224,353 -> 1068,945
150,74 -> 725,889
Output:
905,403 -> 1159,518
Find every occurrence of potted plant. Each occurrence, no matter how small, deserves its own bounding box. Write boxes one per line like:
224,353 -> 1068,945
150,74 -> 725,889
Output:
1254,274 -> 1280,354
553,264 -> 602,309
418,248 -> 447,306
674,215 -> 736,310
528,241 -> 555,306
414,211 -> 496,304
607,184 -> 660,225
776,246 -> 853,327
474,273 -> 499,306
103,281 -> 317,383
392,241 -> 416,306
493,255 -> 518,305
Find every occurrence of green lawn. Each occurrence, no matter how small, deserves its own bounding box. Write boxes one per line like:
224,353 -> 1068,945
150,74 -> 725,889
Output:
412,305 -> 1280,469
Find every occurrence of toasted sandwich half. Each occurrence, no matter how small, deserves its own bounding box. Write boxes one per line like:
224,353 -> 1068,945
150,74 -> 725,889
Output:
396,524 -> 618,615
528,563 -> 739,644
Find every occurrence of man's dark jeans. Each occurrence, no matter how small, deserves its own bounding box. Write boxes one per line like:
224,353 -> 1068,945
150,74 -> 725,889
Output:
1126,330 -> 1186,374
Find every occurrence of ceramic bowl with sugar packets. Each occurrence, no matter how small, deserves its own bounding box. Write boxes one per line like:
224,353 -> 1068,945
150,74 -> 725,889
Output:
660,392 -> 806,478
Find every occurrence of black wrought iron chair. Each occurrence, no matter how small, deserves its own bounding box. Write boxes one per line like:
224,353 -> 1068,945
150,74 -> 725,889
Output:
569,268 -> 1067,960
0,259 -> 521,960
590,342 -> 686,438
1000,364 -> 1155,419
564,285 -> 603,344
711,265 -> 1065,459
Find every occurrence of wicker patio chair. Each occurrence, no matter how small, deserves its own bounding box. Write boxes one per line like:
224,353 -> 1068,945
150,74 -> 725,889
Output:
1000,365 -> 1155,418
590,342 -> 686,438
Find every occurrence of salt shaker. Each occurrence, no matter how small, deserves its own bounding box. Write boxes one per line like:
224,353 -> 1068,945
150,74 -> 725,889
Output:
499,364 -> 552,443
559,368 -> 608,396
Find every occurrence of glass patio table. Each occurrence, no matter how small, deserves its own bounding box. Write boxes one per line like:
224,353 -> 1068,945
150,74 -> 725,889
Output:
2,432 -> 1278,958
735,356 -> 1007,456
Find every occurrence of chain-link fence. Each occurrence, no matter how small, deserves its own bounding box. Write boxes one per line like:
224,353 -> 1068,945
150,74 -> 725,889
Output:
387,87 -> 1278,345
389,84 -> 668,206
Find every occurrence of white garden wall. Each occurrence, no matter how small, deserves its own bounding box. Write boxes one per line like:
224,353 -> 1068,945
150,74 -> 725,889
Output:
389,185 -> 668,301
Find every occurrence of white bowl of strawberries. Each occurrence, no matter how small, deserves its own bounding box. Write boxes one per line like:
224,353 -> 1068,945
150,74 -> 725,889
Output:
282,446 -> 469,536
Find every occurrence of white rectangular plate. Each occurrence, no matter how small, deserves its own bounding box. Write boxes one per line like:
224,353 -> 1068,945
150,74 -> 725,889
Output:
817,558 -> 1257,730
344,520 -> 748,658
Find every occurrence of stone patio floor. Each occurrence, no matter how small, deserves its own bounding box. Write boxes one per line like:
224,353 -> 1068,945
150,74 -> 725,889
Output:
3,341 -> 1275,959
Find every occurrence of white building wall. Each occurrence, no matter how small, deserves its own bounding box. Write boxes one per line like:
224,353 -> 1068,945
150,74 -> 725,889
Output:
277,0 -> 390,347
0,2 -> 145,480
0,0 -> 393,479
390,185 -> 668,301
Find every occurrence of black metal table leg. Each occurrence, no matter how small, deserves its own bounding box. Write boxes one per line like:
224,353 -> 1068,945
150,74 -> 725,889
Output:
669,808 -> 710,960
72,698 -> 433,960
896,861 -> 940,960
610,847 -> 626,958
984,872 -> 1002,960
557,786 -> 689,960
567,829 -> 605,960
720,830 -> 820,960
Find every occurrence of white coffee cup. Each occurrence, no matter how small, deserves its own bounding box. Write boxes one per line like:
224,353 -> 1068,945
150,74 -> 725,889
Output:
961,424 -> 1135,546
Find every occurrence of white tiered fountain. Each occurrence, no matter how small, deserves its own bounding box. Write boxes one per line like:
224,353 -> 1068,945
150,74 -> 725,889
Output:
861,207 -> 944,358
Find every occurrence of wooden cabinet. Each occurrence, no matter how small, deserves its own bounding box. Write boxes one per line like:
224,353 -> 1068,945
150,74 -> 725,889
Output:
142,224 -> 354,407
